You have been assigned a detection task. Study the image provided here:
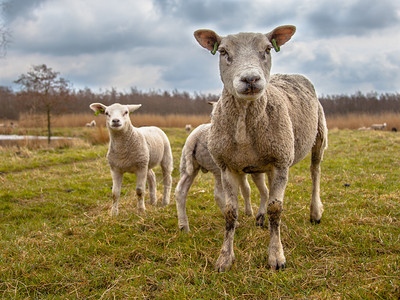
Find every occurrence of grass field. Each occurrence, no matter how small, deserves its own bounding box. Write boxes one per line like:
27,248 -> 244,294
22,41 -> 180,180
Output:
0,128 -> 399,299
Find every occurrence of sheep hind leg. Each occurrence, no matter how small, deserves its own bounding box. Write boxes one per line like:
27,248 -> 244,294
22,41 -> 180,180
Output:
161,161 -> 173,207
310,133 -> 326,224
175,170 -> 198,232
239,174 -> 253,216
147,169 -> 157,206
253,172 -> 269,227
213,173 -> 225,214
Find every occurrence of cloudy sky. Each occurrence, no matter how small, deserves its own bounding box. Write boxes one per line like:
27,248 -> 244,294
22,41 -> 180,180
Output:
1,0 -> 400,96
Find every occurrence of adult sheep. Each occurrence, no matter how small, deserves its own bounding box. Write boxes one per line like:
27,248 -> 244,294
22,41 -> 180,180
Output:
90,103 -> 173,216
194,25 -> 328,271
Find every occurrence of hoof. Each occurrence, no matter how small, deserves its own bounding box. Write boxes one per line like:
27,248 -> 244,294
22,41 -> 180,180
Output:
179,225 -> 190,233
149,197 -> 157,206
161,197 -> 170,207
245,208 -> 254,217
272,263 -> 286,271
255,213 -> 266,227
310,218 -> 321,225
215,252 -> 235,272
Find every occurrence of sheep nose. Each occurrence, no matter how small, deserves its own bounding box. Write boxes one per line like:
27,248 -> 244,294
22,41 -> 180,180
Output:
112,119 -> 120,124
241,75 -> 261,84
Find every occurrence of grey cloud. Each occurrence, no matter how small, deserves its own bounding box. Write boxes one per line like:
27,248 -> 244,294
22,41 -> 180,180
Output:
153,0 -> 299,34
6,0 -> 189,56
3,0 -> 47,22
305,0 -> 400,37
280,45 -> 400,94
161,49 -> 221,92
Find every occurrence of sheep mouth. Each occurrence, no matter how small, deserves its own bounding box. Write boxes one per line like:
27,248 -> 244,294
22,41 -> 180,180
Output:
238,85 -> 263,97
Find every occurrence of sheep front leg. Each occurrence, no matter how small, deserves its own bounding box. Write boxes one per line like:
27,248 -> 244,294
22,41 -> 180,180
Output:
147,169 -> 157,205
267,166 -> 288,270
175,171 -> 197,232
135,168 -> 147,214
215,169 -> 240,272
110,169 -> 123,216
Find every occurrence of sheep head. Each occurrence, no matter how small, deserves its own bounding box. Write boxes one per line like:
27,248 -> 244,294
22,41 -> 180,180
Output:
194,25 -> 296,101
89,103 -> 142,132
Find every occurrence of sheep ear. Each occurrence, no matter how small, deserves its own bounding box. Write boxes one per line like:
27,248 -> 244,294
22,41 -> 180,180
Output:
194,29 -> 222,53
90,103 -> 107,115
127,104 -> 142,114
266,25 -> 296,48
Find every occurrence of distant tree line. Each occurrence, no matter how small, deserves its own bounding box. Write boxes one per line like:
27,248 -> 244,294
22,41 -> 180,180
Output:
1,85 -> 400,121
319,92 -> 400,115
0,86 -> 218,120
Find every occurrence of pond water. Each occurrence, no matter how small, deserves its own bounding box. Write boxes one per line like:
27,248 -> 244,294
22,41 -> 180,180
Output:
0,135 -> 72,140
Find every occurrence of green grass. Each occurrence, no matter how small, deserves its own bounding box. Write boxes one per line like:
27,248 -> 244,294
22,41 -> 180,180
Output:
0,128 -> 399,299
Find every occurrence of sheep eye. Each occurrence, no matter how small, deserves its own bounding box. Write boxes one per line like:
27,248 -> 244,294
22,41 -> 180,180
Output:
266,47 -> 272,55
219,48 -> 227,56
123,111 -> 128,116
105,112 -> 110,116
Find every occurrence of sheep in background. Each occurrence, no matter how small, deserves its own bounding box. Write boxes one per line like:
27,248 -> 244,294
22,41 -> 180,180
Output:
357,126 -> 371,131
89,103 -> 173,215
175,123 -> 268,232
85,120 -> 96,127
194,25 -> 328,271
371,123 -> 387,130
185,124 -> 192,133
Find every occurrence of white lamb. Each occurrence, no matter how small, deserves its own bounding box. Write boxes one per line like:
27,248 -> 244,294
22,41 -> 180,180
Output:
175,123 -> 268,232
185,124 -> 192,133
194,25 -> 328,271
90,103 -> 173,215
85,120 -> 96,127
371,122 -> 386,130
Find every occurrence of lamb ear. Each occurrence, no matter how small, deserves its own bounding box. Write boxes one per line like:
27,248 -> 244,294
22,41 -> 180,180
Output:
90,103 -> 107,115
127,104 -> 142,113
194,29 -> 222,52
266,25 -> 296,48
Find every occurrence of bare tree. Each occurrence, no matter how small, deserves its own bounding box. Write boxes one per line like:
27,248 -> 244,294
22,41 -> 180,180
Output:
15,64 -> 70,143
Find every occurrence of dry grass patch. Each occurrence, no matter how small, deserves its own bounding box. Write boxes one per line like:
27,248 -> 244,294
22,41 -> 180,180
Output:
14,113 -> 211,129
326,112 -> 400,130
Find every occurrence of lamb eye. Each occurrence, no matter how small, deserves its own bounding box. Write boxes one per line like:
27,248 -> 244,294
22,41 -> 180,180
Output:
105,112 -> 110,116
219,48 -> 227,56
123,111 -> 128,116
266,47 -> 272,54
